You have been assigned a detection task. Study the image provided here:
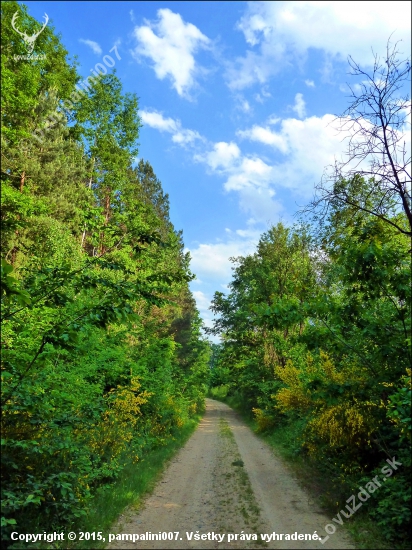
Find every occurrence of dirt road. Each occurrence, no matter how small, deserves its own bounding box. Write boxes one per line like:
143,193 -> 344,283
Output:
108,399 -> 354,549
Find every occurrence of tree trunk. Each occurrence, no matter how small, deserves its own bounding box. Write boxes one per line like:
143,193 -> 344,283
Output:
20,171 -> 25,193
80,176 -> 94,249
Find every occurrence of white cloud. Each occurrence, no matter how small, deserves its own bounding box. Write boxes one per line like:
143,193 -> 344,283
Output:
227,1 -> 411,89
190,289 -> 215,332
292,93 -> 306,118
267,115 -> 281,125
187,226 -> 262,334
192,290 -> 212,312
172,129 -> 203,146
132,8 -> 210,98
188,232 -> 259,283
196,142 -> 283,223
140,110 -> 202,146
255,86 -> 271,103
305,79 -> 315,88
225,156 -> 272,192
79,39 -> 102,55
226,47 -> 286,90
233,95 -> 254,112
239,110 -> 411,203
270,115 -> 347,194
198,141 -> 241,170
140,110 -> 178,133
237,125 -> 288,153
239,98 -> 252,113
238,114 -> 369,196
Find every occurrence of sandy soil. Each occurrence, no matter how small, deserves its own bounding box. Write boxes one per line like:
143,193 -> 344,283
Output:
107,399 -> 354,550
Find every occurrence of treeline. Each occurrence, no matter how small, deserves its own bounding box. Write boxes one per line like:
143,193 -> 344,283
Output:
1,1 -> 209,543
208,48 -> 411,545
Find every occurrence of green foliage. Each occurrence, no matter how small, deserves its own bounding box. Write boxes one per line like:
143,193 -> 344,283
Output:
209,384 -> 230,400
209,184 -> 411,545
358,452 -> 411,545
1,5 -> 210,546
387,369 -> 412,444
1,1 -> 79,144
1,259 -> 31,306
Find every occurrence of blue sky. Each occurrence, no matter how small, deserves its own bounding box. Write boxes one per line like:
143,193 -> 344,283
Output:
19,1 -> 411,331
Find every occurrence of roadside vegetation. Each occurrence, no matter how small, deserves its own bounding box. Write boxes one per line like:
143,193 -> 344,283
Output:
74,415 -> 201,549
208,40 -> 411,549
1,2 -> 209,546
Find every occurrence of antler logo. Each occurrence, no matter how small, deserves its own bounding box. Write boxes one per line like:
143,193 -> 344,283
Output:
11,11 -> 49,54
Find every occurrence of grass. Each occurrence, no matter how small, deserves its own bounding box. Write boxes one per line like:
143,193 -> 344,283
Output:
208,391 -> 396,550
216,417 -> 267,547
70,415 -> 202,549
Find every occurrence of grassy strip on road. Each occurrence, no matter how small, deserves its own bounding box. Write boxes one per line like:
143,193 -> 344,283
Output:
216,418 -> 267,547
208,391 -> 393,550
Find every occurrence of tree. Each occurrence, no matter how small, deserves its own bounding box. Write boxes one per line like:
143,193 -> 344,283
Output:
311,38 -> 411,237
208,223 -> 316,407
133,160 -> 172,233
1,1 -> 79,145
1,5 -> 210,540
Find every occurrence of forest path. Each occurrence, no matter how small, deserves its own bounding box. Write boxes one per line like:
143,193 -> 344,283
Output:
107,399 -> 354,549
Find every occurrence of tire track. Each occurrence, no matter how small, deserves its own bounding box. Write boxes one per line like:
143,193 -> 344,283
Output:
107,399 -> 354,549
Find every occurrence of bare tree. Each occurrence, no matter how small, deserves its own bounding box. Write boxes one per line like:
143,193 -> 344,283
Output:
311,38 -> 411,237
